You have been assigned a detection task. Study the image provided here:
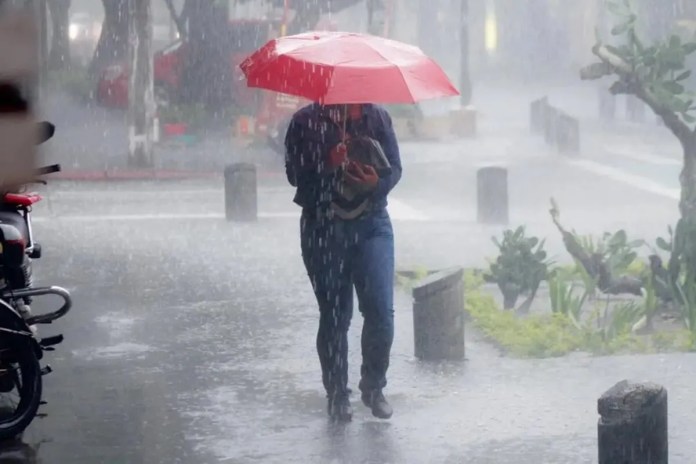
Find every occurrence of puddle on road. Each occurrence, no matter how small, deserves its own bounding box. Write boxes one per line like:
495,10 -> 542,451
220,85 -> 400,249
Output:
94,313 -> 139,339
72,342 -> 155,361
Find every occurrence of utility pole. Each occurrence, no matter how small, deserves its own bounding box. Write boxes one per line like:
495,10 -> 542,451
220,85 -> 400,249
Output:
459,0 -> 471,106
127,0 -> 154,168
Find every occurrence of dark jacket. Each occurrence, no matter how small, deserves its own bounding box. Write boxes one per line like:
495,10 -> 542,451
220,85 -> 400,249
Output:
284,103 -> 402,212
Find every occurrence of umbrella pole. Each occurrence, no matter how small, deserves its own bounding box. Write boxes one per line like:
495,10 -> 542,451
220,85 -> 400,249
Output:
342,104 -> 348,143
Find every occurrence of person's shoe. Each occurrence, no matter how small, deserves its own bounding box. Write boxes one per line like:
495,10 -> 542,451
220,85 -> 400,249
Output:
361,390 -> 393,419
328,393 -> 353,422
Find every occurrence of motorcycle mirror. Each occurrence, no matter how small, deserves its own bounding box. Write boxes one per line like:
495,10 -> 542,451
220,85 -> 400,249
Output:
36,121 -> 54,145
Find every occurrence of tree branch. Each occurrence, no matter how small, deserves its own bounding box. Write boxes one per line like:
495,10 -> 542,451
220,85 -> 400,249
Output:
589,44 -> 693,143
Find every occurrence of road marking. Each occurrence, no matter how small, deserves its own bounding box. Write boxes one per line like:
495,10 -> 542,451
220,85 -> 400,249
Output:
604,145 -> 681,166
569,159 -> 679,200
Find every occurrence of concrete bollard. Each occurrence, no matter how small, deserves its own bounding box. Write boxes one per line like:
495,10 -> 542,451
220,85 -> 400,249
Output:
599,88 -> 616,121
556,113 -> 580,155
224,163 -> 258,222
412,267 -> 465,361
530,96 -> 548,135
543,105 -> 559,147
598,380 -> 668,464
626,95 -> 646,123
477,166 -> 509,225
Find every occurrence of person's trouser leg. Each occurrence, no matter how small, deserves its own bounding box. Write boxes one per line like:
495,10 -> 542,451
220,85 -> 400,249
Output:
353,212 -> 395,394
301,215 -> 353,398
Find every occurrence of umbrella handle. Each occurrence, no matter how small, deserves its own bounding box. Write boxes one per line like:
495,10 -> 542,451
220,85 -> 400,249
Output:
342,104 -> 347,144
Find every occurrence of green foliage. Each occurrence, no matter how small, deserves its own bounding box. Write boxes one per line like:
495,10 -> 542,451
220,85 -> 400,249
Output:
576,229 -> 643,275
396,265 -> 694,358
653,220 -> 696,333
548,269 -> 586,328
487,226 -> 550,310
602,0 -> 696,125
466,282 -> 582,358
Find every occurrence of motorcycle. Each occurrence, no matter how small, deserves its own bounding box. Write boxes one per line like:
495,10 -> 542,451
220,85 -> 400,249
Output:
0,121 -> 72,440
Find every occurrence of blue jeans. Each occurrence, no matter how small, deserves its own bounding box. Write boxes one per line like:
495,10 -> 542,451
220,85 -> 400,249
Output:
301,209 -> 395,397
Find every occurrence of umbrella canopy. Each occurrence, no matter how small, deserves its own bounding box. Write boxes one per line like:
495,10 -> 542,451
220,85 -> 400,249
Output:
239,31 -> 459,105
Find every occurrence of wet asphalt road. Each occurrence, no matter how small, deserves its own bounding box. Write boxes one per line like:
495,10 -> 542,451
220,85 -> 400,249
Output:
1,149 -> 695,463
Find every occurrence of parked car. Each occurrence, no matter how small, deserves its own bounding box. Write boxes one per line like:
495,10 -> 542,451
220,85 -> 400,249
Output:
95,19 -> 303,144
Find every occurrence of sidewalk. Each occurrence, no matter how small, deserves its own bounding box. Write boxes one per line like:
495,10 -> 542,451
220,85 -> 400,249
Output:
31,177 -> 696,463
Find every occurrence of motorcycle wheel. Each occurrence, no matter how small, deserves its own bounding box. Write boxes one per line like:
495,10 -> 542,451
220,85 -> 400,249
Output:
0,337 -> 42,440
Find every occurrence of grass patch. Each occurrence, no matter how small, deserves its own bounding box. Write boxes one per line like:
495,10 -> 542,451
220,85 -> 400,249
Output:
399,270 -> 696,358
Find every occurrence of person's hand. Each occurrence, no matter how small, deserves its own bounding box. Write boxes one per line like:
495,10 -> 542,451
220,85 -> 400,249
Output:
325,142 -> 348,170
345,161 -> 379,193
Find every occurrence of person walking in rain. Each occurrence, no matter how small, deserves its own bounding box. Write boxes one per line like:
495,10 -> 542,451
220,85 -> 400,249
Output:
284,102 -> 402,421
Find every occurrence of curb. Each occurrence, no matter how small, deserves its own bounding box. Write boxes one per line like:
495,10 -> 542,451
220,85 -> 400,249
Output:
48,170 -> 286,182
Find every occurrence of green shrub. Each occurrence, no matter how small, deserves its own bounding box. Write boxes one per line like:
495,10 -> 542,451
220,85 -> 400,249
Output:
487,226 -> 550,310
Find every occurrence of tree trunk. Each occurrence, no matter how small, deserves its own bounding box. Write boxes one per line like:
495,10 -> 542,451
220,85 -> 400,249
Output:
47,0 -> 70,70
680,135 -> 696,220
180,0 -> 230,113
127,0 -> 154,168
459,0 -> 472,107
90,0 -> 128,78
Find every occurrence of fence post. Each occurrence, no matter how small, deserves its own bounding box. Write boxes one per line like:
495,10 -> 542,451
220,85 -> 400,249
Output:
598,380 -> 668,464
543,105 -> 559,147
224,163 -> 257,222
599,87 -> 616,121
412,267 -> 465,361
556,113 -> 580,155
530,96 -> 548,135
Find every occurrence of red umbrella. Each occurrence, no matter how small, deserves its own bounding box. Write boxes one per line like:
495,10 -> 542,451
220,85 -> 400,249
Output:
239,31 -> 459,105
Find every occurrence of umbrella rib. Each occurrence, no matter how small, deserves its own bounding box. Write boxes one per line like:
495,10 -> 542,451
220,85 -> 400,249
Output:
363,45 -> 415,103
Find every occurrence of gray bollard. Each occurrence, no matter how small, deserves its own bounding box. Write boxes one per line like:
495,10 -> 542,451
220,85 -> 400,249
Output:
224,163 -> 258,221
543,105 -> 559,147
599,88 -> 616,121
598,380 -> 668,464
477,166 -> 509,225
530,96 -> 548,135
556,113 -> 580,155
412,267 -> 465,361
626,95 -> 646,123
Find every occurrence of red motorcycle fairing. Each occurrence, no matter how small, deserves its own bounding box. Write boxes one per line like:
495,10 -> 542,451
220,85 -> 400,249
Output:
3,193 -> 42,207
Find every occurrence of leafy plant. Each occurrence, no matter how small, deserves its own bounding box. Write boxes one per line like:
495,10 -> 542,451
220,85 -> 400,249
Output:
590,0 -> 696,125
487,226 -> 550,311
604,301 -> 645,341
577,230 -> 644,276
654,220 -> 696,332
548,270 -> 586,329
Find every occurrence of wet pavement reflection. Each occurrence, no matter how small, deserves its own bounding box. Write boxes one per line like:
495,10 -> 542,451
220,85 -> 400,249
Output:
0,163 -> 692,463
